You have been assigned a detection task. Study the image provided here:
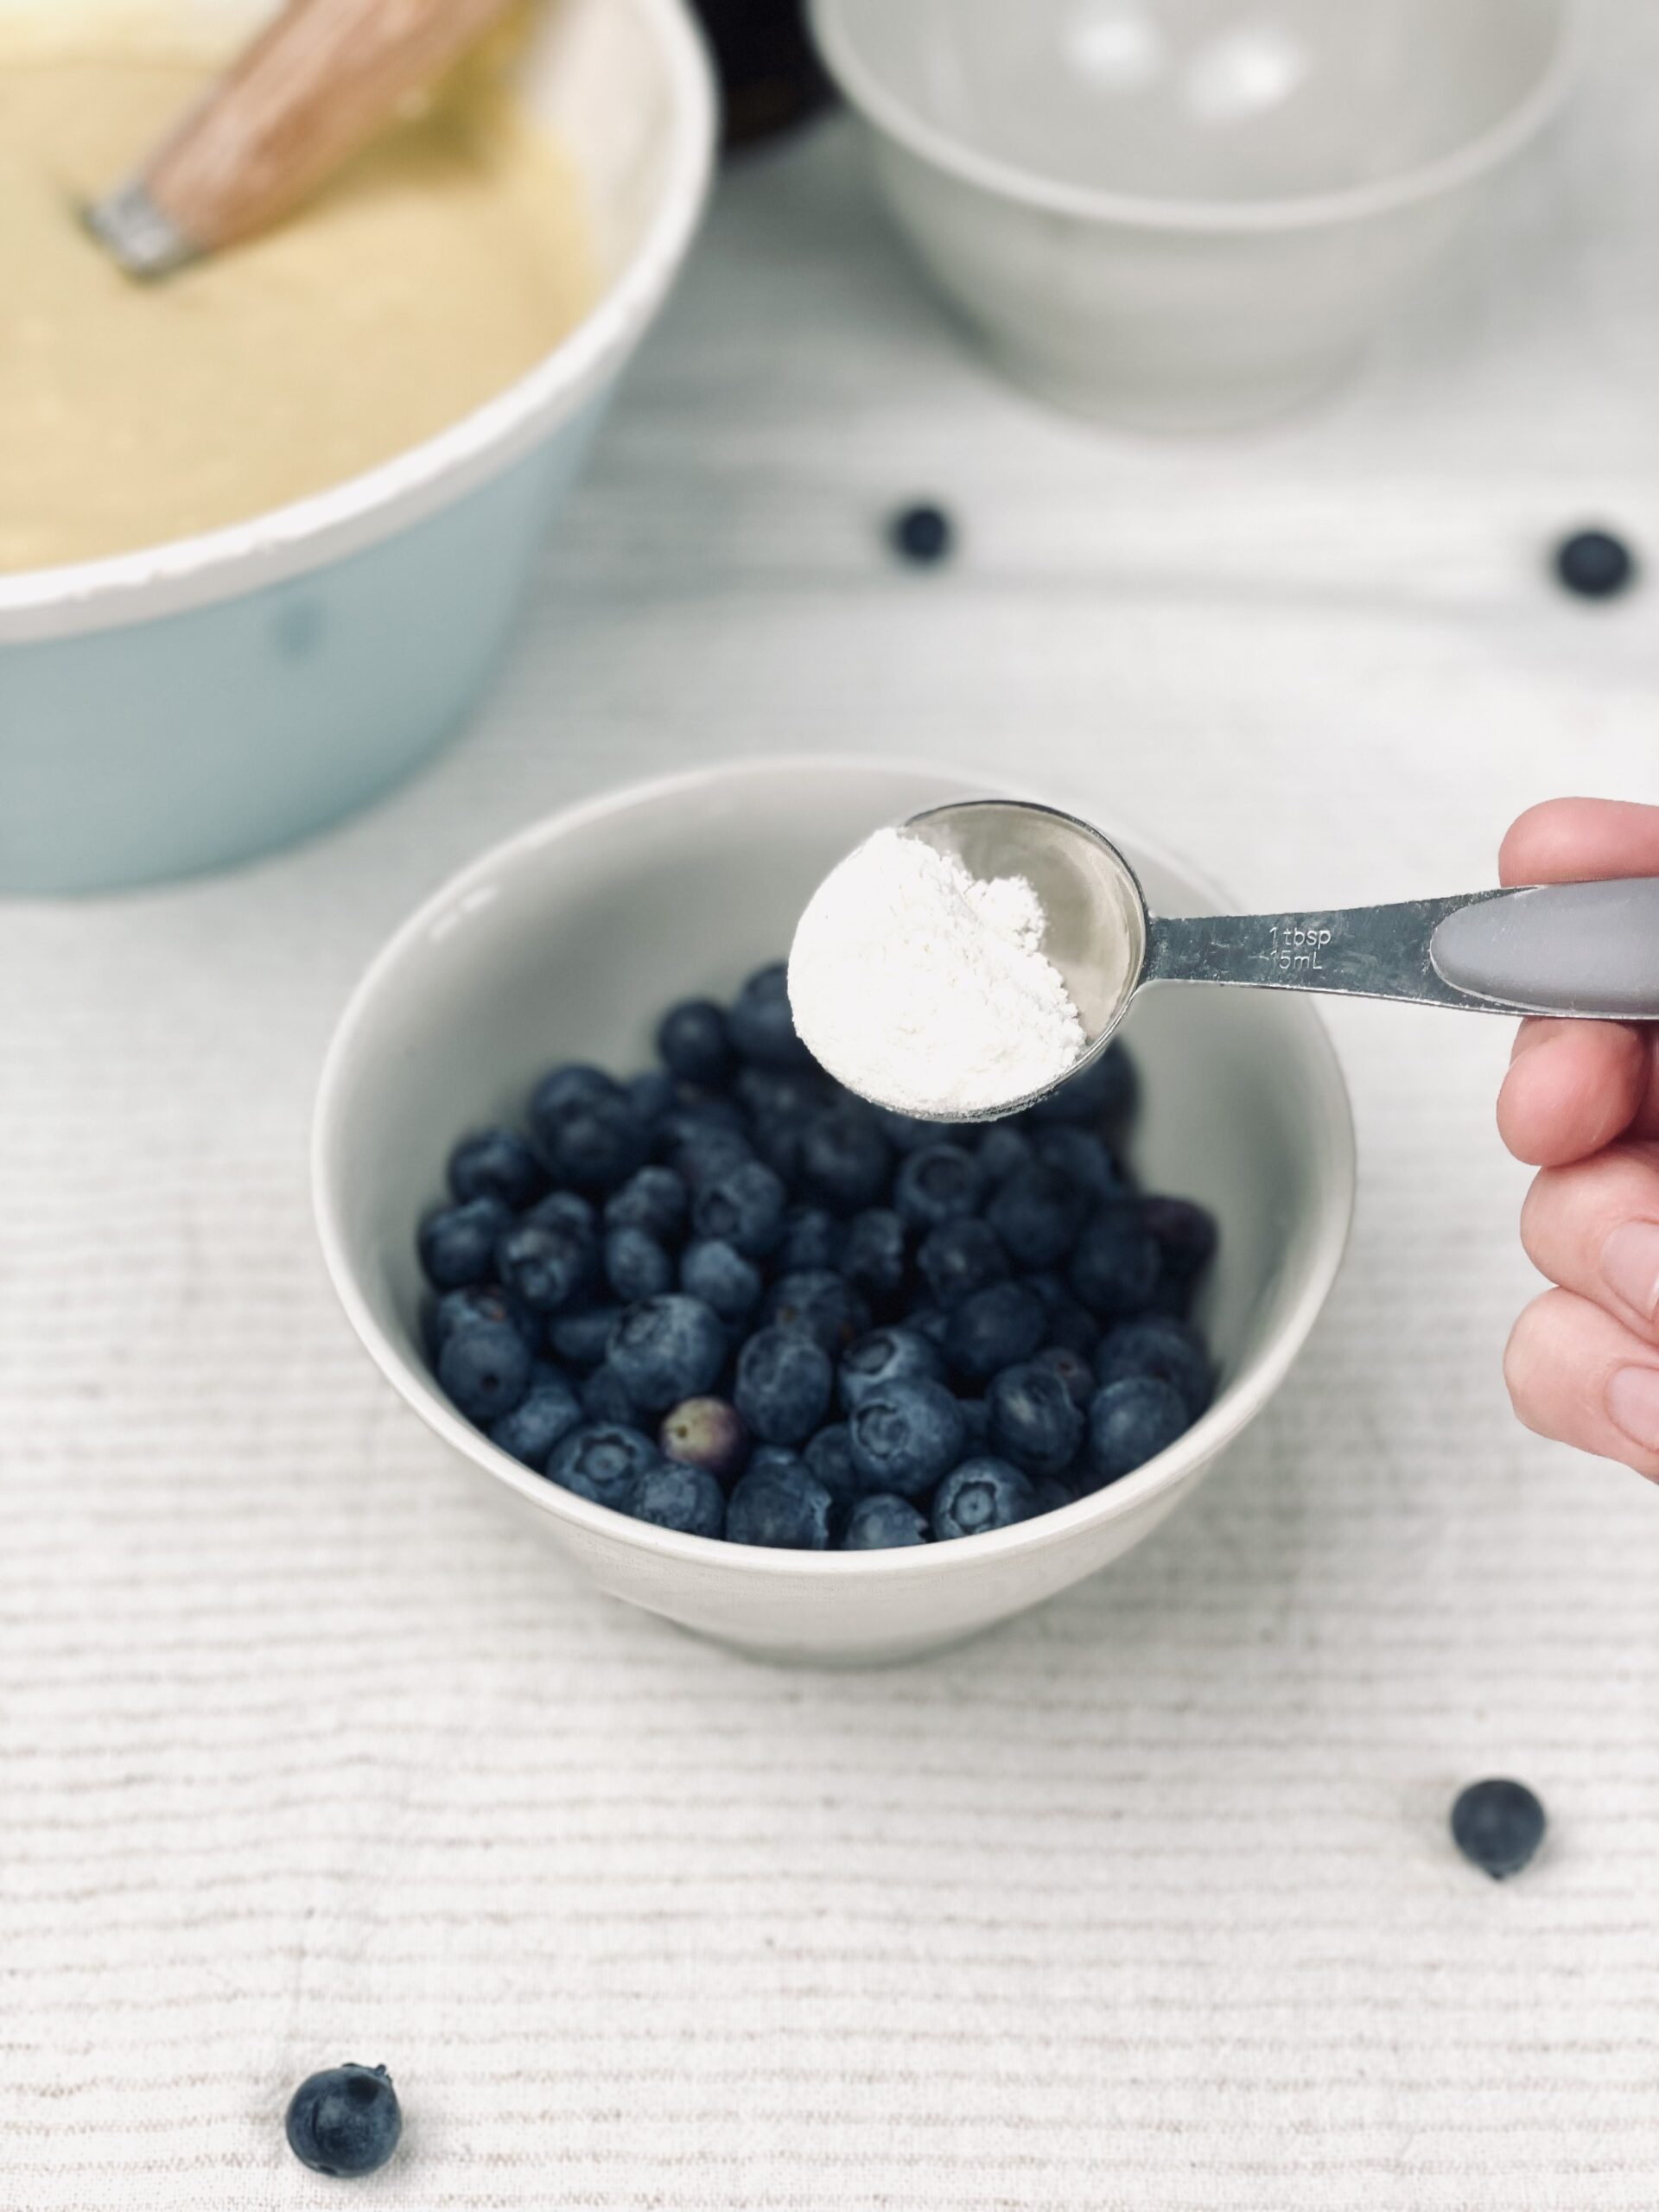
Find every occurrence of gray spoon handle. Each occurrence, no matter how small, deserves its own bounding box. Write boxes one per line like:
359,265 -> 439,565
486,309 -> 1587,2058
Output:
1142,879 -> 1659,1019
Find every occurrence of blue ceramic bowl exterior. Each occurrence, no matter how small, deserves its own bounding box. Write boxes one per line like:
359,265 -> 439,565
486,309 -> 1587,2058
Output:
0,404 -> 605,895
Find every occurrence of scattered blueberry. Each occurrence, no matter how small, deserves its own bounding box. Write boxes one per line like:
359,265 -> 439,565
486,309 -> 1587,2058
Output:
448,1127 -> 545,1211
548,1422 -> 659,1510
604,1225 -> 675,1304
841,1208 -> 908,1305
847,1378 -> 965,1499
418,1197 -> 512,1291
695,1160 -> 789,1257
1023,1273 -> 1098,1357
1069,1205 -> 1160,1319
803,1421 -> 860,1506
908,1303 -> 950,1351
918,1217 -> 1009,1310
529,1064 -> 620,1131
728,962 -> 811,1069
1554,527 -> 1636,601
873,1106 -> 944,1153
1032,1125 -> 1119,1200
931,1458 -> 1036,1540
490,1367 -> 582,1468
658,997 -> 733,1084
726,1460 -> 833,1548
607,1295 -> 726,1413
285,2063 -> 402,2178
987,1166 -> 1081,1269
660,1395 -> 747,1482
763,1268 -> 872,1356
627,1070 -> 677,1127
987,1360 -> 1085,1476
841,1494 -> 929,1548
426,1282 -> 540,1358
1033,1342 -> 1096,1410
605,1166 -> 689,1244
525,1188 -> 599,1241
977,1125 -> 1034,1184
1140,1195 -> 1218,1284
538,1090 -> 649,1192
1451,1777 -> 1547,1879
839,1326 -> 945,1413
1084,1376 -> 1189,1486
630,1458 -> 727,1537
957,1395 -> 992,1454
437,1318 -> 533,1424
889,501 -> 954,566
664,1118 -> 754,1191
1095,1316 -> 1211,1419
581,1361 -> 640,1427
680,1237 -> 765,1325
496,1219 -> 594,1315
799,1110 -> 893,1213
776,1205 -> 845,1273
734,1326 -> 834,1444
893,1144 -> 983,1230
946,1281 -> 1046,1382
549,1303 -> 624,1369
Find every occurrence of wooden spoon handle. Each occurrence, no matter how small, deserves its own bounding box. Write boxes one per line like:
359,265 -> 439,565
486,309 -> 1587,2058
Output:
135,0 -> 519,257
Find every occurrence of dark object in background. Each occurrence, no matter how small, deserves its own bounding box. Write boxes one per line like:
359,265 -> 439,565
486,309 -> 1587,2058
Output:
1450,1777 -> 1547,1879
692,0 -> 836,149
1554,527 -> 1637,600
890,503 -> 956,566
285,2063 -> 403,2177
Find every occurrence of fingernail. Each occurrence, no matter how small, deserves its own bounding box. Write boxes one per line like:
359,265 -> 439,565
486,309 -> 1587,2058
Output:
1602,1222 -> 1659,1319
1607,1365 -> 1659,1451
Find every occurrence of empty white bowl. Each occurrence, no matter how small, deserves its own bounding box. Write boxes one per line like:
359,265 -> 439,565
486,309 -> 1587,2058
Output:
313,758 -> 1355,1666
809,0 -> 1575,428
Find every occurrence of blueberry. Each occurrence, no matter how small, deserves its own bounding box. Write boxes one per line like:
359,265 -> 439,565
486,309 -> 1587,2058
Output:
1028,1474 -> 1074,1516
525,1189 -> 599,1242
985,1166 -> 1080,1268
1084,1376 -> 1189,1486
1033,1343 -> 1096,1410
931,1458 -> 1036,1540
447,1127 -> 545,1210
285,2063 -> 401,2177
763,1269 -> 873,1356
660,1395 -> 747,1482
987,1360 -> 1084,1476
841,1208 -> 907,1305
734,1327 -> 834,1445
1450,1778 -> 1547,1879
803,1421 -> 860,1507
908,1303 -> 950,1352
728,962 -> 811,1069
1140,1195 -> 1218,1283
1025,1042 -> 1134,1126
918,1217 -> 1009,1310
847,1377 -> 965,1499
489,1367 -> 582,1467
496,1219 -> 594,1315
1554,527 -> 1636,601
529,1064 -> 620,1131
664,1120 -> 754,1191
438,1318 -> 533,1423
1032,1126 -> 1120,1200
841,1494 -> 930,1549
658,997 -> 733,1084
957,1395 -> 991,1454
977,1125 -> 1034,1183
726,1461 -> 833,1548
799,1110 -> 893,1214
777,1205 -> 845,1273
581,1361 -> 639,1426
426,1282 -> 540,1358
680,1238 -> 764,1325
605,1166 -> 689,1244
893,1144 -> 983,1230
607,1295 -> 726,1413
629,1459 -> 727,1538
747,1443 -> 809,1483
695,1160 -> 789,1257
839,1325 -> 944,1413
1023,1271 -> 1099,1357
735,1067 -> 830,1127
538,1091 -> 649,1192
889,501 -> 954,565
549,1303 -> 624,1369
945,1281 -> 1046,1382
873,1106 -> 945,1153
1069,1205 -> 1160,1319
1095,1317 -> 1211,1419
548,1421 -> 659,1508
627,1070 -> 678,1128
418,1197 -> 512,1290
603,1225 -> 674,1304
658,1094 -> 747,1147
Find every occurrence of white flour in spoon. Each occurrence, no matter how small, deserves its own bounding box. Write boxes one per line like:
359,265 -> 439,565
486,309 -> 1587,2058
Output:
787,828 -> 1087,1116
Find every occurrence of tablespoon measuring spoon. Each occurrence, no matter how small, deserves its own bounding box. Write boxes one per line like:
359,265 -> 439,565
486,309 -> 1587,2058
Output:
888,799 -> 1659,1123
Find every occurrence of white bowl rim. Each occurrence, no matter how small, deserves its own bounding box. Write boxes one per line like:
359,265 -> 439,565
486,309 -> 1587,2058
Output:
807,0 -> 1577,237
312,753 -> 1357,1584
0,0 -> 716,641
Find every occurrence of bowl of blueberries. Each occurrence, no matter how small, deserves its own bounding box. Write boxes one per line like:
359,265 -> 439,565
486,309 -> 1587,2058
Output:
314,756 -> 1354,1663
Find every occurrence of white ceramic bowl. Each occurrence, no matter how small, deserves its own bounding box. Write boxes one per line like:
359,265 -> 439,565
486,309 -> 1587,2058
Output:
313,757 -> 1355,1666
809,0 -> 1574,429
0,0 -> 714,893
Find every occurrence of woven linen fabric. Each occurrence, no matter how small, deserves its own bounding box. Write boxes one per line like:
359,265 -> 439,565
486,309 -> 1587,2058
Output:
6,13 -> 1659,2207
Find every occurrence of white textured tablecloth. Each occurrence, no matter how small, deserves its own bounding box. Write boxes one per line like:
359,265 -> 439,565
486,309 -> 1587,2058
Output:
8,11 -> 1659,2206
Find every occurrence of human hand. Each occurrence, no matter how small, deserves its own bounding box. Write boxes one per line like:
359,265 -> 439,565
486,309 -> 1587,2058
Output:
1499,799 -> 1659,1478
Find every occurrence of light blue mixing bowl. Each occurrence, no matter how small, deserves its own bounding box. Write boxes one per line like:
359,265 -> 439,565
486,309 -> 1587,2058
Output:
0,0 -> 715,894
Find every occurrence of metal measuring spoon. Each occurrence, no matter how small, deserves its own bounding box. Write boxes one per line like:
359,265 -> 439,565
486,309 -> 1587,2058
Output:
887,798 -> 1659,1123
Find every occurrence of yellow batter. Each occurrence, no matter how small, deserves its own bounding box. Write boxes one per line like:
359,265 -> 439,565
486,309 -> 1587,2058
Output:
0,37 -> 596,572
